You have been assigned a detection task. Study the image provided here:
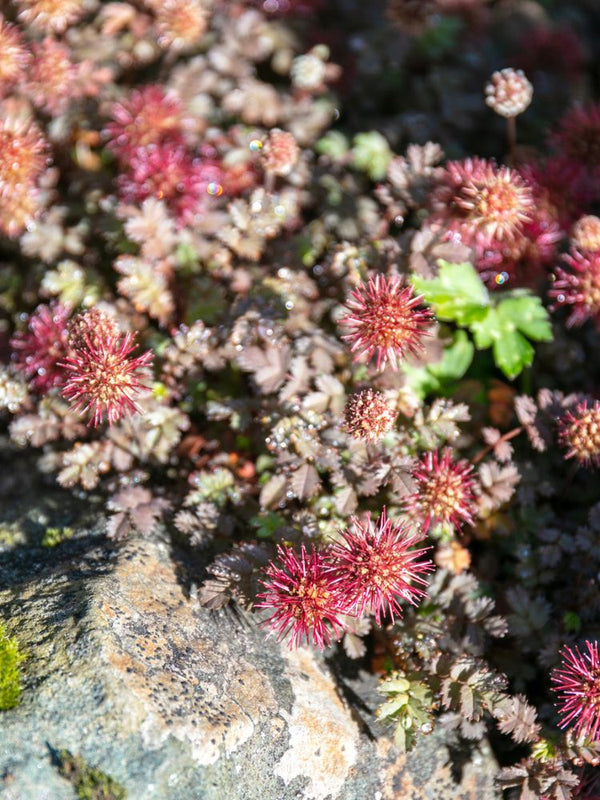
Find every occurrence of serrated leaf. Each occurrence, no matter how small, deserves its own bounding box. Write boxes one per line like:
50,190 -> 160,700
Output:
259,474 -> 287,509
334,485 -> 358,515
290,463 -> 321,500
378,696 -> 409,718
412,261 -> 489,325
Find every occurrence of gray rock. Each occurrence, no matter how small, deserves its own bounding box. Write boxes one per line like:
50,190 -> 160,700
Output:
0,452 -> 500,800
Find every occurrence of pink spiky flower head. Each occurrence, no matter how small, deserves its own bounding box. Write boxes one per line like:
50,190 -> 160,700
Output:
551,640 -> 600,741
552,104 -> 600,177
15,0 -> 85,33
558,400 -> 600,468
60,310 -> 153,427
431,157 -> 535,244
405,449 -> 475,533
256,544 -> 346,650
105,86 -> 184,161
0,16 -> 30,96
10,302 -> 70,393
329,508 -> 433,625
549,248 -> 600,328
339,274 -> 433,371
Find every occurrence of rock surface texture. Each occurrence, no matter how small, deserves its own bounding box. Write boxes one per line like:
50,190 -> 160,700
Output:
0,447 -> 500,800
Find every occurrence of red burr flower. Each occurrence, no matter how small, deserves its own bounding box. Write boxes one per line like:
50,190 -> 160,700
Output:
339,274 -> 433,371
118,143 -> 224,226
551,640 -> 600,741
27,38 -> 77,115
558,400 -> 600,468
329,508 -> 433,625
15,0 -> 85,33
552,104 -> 600,177
60,311 -> 153,427
256,545 -> 347,649
0,17 -> 30,96
405,449 -> 475,532
430,157 -> 535,245
10,302 -> 70,393
105,86 -> 184,161
549,248 -> 600,328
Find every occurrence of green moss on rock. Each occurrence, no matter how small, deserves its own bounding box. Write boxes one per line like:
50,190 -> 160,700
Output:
56,749 -> 127,800
0,621 -> 24,710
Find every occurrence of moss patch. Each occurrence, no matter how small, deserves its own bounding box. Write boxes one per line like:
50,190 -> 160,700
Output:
55,749 -> 127,800
0,621 -> 24,710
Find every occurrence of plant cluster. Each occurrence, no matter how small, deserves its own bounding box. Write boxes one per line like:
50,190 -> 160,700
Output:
1,0 -> 600,796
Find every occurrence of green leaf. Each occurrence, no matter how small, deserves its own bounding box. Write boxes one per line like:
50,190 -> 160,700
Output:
403,330 -> 474,398
412,261 -> 489,325
428,330 -> 475,380
496,294 -> 553,342
493,332 -> 535,379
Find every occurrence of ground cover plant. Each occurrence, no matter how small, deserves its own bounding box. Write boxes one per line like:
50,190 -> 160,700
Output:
1,0 -> 600,796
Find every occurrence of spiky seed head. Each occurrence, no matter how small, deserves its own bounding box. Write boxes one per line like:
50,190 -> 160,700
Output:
339,274 -> 433,371
551,640 -> 600,741
405,449 -> 475,532
60,311 -> 152,427
344,389 -> 397,441
552,104 -> 600,171
329,508 -> 433,625
15,0 -> 85,33
550,248 -> 600,328
0,17 -> 30,94
105,86 -> 183,160
436,158 -> 535,243
485,68 -> 533,118
10,302 -> 70,393
558,401 -> 600,467
256,545 -> 347,649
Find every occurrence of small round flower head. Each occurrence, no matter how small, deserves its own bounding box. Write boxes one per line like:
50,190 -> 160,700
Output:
0,17 -> 30,95
27,38 -> 76,115
60,311 -> 153,427
291,51 -> 327,91
10,302 -> 70,393
550,248 -> 600,328
329,508 -> 433,625
572,216 -> 600,254
432,158 -> 535,243
105,86 -> 183,161
551,640 -> 600,741
344,389 -> 397,441
15,0 -> 85,33
151,0 -> 207,50
485,68 -> 533,118
405,449 -> 475,532
256,544 -> 346,649
339,274 -> 433,371
262,129 -> 299,177
558,401 -> 600,468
